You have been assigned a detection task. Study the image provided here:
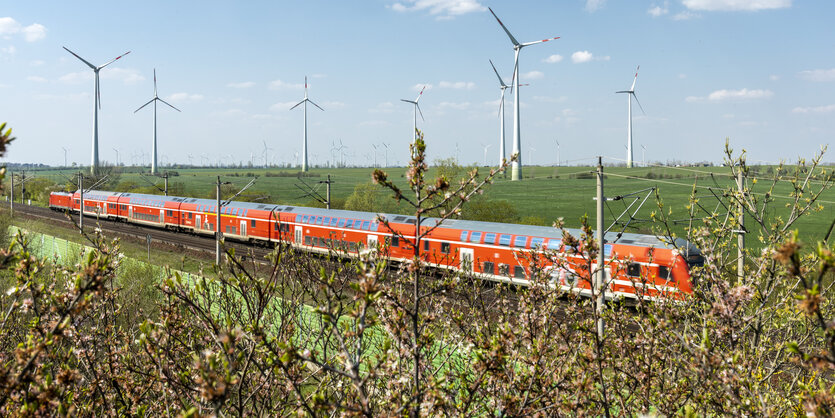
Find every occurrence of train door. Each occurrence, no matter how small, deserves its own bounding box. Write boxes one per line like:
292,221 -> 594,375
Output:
196,215 -> 201,230
240,220 -> 247,237
459,248 -> 474,272
294,226 -> 303,245
128,205 -> 133,220
367,235 -> 378,249
591,263 -> 612,291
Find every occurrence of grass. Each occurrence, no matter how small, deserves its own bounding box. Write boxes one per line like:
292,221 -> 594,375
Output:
15,163 -> 835,247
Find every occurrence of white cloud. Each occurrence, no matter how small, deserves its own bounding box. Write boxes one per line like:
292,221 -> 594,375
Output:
270,101 -> 301,112
26,75 -> 46,83
798,68 -> 835,82
686,88 -> 773,102
0,18 -> 46,42
792,104 -> 835,114
439,81 -> 475,89
673,11 -> 700,20
21,23 -> 46,42
678,73 -> 688,79
0,45 -> 15,55
648,1 -> 669,17
543,54 -> 563,64
370,101 -> 396,114
323,101 -> 346,109
585,0 -> 606,12
268,79 -> 304,90
769,74 -> 779,81
438,101 -> 471,110
59,71 -> 92,84
682,0 -> 791,11
100,67 -> 144,85
227,81 -> 255,88
167,92 -> 204,103
521,70 -> 544,80
30,59 -> 44,66
0,17 -> 21,37
389,0 -> 487,19
412,83 -> 432,92
571,50 -> 609,63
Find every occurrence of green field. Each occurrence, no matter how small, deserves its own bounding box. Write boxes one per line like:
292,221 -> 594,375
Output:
12,162 -> 835,246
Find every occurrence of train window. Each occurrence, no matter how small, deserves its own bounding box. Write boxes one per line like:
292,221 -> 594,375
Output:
460,231 -> 469,242
305,236 -> 312,245
345,219 -> 354,228
659,266 -> 671,280
391,236 -> 399,247
317,216 -> 324,225
274,222 -> 280,231
303,215 -> 309,223
362,221 -> 370,230
188,213 -> 193,219
626,263 -> 641,278
324,217 -> 330,225
498,264 -> 510,276
338,218 -> 346,227
330,218 -> 338,226
441,242 -> 450,254
514,266 -> 526,279
424,240 -> 430,251
498,235 -> 512,246
482,261 -> 495,274
250,219 -> 256,228
530,237 -> 544,248
484,233 -> 496,245
470,232 -> 482,243
546,239 -> 561,250
166,210 -> 173,217
370,222 -> 379,231
513,236 -> 528,248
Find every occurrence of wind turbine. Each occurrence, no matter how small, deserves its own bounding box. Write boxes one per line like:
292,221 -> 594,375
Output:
112,147 -> 119,166
261,139 -> 273,168
382,142 -> 390,168
63,46 -> 131,175
641,144 -> 647,167
616,65 -> 644,168
488,7 -> 560,181
489,60 -> 510,167
135,69 -> 181,174
61,147 -> 68,167
401,85 -> 426,144
290,76 -> 324,172
482,144 -> 492,166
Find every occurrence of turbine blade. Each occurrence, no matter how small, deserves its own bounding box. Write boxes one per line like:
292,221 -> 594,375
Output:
98,51 -> 131,69
158,98 -> 181,112
632,92 -> 646,115
488,7 -> 520,46
498,92 -> 504,117
489,59 -> 507,87
309,99 -> 324,111
401,99 -> 415,104
290,99 -> 305,110
416,103 -> 424,122
415,85 -> 426,103
153,68 -> 158,96
615,90 -> 630,94
520,36 -> 561,47
630,65 -> 640,91
509,51 -> 519,94
62,46 -> 96,69
134,98 -> 155,113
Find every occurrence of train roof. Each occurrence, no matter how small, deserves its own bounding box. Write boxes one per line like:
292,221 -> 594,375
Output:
78,189 -> 698,253
74,190 -> 122,202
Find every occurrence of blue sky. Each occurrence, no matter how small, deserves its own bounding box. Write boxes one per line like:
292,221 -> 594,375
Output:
1,0 -> 833,168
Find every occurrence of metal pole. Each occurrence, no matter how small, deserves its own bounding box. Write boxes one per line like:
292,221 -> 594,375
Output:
78,172 -> 84,234
737,169 -> 745,283
9,170 -> 13,217
216,176 -> 221,265
164,173 -> 169,196
326,174 -> 331,210
596,156 -> 605,339
20,171 -> 25,204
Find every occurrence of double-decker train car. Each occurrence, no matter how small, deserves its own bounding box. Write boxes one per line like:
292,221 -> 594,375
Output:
49,190 -> 704,300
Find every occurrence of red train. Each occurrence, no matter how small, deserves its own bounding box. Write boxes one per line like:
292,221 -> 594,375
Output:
49,189 -> 703,300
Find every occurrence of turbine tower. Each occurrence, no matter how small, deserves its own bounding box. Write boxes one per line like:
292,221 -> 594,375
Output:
135,69 -> 181,174
401,85 -> 426,144
290,77 -> 324,172
488,8 -> 559,181
63,46 -> 131,175
616,65 -> 644,168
